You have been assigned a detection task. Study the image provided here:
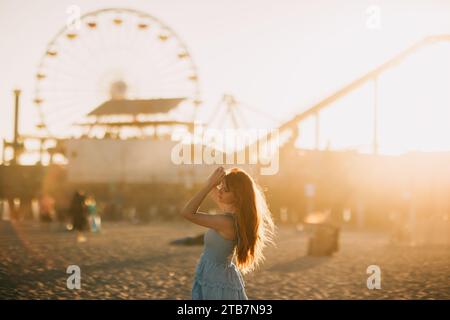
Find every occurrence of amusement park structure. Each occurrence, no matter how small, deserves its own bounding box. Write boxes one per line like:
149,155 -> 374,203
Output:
1,25 -> 449,182
246,34 -> 450,155
3,8 -> 202,166
0,7 -> 449,240
1,5 -> 448,170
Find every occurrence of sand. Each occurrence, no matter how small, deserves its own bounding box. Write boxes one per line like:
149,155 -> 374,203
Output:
0,220 -> 449,299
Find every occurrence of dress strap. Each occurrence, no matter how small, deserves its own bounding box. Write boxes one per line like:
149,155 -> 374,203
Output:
224,212 -> 240,245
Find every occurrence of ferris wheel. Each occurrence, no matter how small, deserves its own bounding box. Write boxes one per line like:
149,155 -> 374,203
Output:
34,8 -> 201,137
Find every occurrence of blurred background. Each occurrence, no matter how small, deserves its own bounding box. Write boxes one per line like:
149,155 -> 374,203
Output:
0,0 -> 449,299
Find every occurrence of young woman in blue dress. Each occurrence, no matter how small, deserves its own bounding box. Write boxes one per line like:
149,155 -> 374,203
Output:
181,166 -> 275,300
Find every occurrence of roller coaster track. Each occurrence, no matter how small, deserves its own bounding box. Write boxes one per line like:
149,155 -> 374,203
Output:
248,34 -> 450,154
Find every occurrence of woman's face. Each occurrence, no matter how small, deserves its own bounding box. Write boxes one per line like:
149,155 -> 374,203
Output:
216,180 -> 236,206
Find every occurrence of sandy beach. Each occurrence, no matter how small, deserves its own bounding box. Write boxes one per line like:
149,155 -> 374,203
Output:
0,220 -> 449,299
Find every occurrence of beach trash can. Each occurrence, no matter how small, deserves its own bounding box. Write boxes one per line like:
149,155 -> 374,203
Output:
306,223 -> 340,256
304,211 -> 340,256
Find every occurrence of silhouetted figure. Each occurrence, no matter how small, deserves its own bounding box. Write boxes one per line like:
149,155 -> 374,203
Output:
39,194 -> 55,223
70,191 -> 87,242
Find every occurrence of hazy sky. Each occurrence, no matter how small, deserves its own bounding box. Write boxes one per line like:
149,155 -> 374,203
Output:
1,0 -> 450,154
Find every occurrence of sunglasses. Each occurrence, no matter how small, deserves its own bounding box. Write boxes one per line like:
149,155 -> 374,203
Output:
216,180 -> 230,192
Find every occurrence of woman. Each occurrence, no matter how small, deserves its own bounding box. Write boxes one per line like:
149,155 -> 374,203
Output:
181,166 -> 275,300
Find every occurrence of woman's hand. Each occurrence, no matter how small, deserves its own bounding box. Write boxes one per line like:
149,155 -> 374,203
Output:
181,166 -> 225,220
207,166 -> 226,189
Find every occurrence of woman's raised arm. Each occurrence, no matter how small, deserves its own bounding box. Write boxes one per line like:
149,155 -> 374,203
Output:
180,167 -> 231,230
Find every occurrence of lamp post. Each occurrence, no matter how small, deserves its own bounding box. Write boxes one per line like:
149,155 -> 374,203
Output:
11,89 -> 21,164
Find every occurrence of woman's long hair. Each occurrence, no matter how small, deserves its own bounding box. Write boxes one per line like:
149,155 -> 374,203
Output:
224,168 -> 275,274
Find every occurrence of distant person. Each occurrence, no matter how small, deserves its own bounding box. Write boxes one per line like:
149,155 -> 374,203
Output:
39,194 -> 55,223
181,167 -> 275,300
70,191 -> 88,242
85,195 -> 101,233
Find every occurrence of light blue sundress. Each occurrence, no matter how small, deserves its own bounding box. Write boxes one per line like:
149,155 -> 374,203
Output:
192,213 -> 248,300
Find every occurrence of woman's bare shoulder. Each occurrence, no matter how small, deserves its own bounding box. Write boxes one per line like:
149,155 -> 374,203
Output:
216,213 -> 236,240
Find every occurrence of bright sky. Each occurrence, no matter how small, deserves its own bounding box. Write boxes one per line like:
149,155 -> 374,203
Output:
1,0 -> 450,158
